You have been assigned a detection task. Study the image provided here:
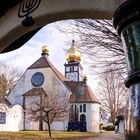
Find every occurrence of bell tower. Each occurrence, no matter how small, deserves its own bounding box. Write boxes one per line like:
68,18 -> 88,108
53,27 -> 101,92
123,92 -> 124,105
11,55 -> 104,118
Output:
64,40 -> 83,81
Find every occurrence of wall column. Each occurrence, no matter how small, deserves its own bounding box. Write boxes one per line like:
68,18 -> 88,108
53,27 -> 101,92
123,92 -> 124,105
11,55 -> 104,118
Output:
113,0 -> 140,139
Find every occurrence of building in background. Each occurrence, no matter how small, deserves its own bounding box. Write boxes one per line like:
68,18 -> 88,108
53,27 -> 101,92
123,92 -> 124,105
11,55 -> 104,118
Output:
0,41 -> 100,132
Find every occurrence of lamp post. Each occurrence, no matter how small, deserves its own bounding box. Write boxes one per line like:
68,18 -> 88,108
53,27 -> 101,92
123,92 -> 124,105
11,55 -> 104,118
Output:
113,0 -> 140,139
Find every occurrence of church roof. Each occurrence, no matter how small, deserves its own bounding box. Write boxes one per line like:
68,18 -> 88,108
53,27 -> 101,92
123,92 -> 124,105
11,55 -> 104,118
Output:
28,56 -> 50,69
28,56 -> 69,82
65,81 -> 100,104
23,88 -> 46,96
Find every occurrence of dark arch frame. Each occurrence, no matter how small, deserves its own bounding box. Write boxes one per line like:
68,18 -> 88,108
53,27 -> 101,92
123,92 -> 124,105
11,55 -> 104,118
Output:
0,0 -> 120,53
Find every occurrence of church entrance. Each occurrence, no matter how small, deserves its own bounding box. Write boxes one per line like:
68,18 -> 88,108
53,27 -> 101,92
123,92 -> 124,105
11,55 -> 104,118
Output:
68,114 -> 87,132
67,121 -> 87,132
80,114 -> 86,122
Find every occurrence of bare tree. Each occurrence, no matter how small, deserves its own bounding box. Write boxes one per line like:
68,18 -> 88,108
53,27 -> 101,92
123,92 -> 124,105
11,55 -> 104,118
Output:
56,19 -> 126,78
27,92 -> 69,138
0,63 -> 21,101
97,67 -> 127,125
55,19 -> 129,126
0,74 -> 8,101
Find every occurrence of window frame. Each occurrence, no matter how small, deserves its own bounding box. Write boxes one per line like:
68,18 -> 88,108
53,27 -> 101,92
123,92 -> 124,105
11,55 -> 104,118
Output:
83,104 -> 86,112
80,105 -> 82,112
0,112 -> 6,124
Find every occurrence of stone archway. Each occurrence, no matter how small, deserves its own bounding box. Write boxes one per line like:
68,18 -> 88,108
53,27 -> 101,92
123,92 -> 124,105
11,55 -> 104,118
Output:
0,0 -> 125,53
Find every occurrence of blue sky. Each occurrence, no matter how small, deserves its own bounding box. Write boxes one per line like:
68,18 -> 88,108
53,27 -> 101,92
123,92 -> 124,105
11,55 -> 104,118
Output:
0,22 -> 98,92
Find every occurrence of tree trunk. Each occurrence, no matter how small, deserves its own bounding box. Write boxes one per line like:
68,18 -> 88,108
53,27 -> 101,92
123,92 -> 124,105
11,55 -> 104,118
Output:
46,114 -> 52,138
47,121 -> 51,138
39,117 -> 43,131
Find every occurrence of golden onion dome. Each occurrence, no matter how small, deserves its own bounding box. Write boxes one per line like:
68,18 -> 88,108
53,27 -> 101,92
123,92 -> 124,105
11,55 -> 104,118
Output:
41,45 -> 49,55
66,40 -> 81,63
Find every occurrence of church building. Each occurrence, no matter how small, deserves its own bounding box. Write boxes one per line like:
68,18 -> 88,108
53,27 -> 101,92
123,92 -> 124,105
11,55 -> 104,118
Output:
0,41 -> 100,132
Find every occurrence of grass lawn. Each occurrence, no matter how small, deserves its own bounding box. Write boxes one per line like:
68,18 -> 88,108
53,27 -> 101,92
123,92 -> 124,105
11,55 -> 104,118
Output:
0,131 -> 98,140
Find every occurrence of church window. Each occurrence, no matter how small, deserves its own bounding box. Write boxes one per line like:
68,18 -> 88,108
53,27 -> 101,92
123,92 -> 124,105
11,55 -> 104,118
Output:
75,105 -> 78,121
71,105 -> 73,113
70,66 -> 74,72
80,105 -> 82,112
83,104 -> 86,112
66,67 -> 70,72
31,72 -> 44,87
0,112 -> 6,124
69,105 -> 74,121
74,66 -> 78,71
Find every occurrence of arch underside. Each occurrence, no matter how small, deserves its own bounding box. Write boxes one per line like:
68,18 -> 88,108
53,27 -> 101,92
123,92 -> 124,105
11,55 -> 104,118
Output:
0,0 -> 123,53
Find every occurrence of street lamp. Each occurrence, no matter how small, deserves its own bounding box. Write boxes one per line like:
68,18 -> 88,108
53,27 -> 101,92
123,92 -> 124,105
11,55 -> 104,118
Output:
113,0 -> 140,139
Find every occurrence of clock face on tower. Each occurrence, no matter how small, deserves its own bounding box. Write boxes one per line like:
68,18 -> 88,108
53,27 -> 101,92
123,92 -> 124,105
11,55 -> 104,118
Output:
67,72 -> 78,81
31,72 -> 44,87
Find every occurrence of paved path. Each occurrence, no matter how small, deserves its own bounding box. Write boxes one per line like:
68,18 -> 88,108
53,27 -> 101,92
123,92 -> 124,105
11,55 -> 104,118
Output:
92,131 -> 125,140
55,131 -> 125,140
57,131 -> 125,140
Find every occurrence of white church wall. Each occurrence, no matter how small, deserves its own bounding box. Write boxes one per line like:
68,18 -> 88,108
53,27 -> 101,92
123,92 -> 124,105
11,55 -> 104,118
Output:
7,74 -> 25,105
24,95 -> 41,130
83,103 -> 91,132
51,121 -> 68,131
43,120 -> 68,131
7,64 -> 70,131
26,67 -> 70,97
25,95 -> 41,107
42,68 -> 70,97
90,103 -> 100,132
31,121 -> 39,130
25,120 -> 39,130
8,65 -> 70,104
71,103 -> 99,132
7,68 -> 45,105
0,104 -> 23,131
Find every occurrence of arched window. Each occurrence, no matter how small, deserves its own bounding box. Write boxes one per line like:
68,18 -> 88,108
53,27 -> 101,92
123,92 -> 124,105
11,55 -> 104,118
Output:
75,105 -> 78,121
83,104 -> 86,112
80,114 -> 86,122
80,105 -> 82,112
0,112 -> 6,124
69,105 -> 74,121
71,105 -> 73,113
70,66 -> 74,72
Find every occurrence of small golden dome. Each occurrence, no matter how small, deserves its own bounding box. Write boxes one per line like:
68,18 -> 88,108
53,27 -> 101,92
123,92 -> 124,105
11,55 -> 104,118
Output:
83,74 -> 87,80
42,45 -> 49,54
83,74 -> 87,84
66,40 -> 81,63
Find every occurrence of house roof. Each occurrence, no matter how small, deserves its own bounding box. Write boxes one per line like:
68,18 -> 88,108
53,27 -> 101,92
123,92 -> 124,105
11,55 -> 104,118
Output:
65,81 -> 100,104
28,55 -> 69,82
23,88 -> 46,96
